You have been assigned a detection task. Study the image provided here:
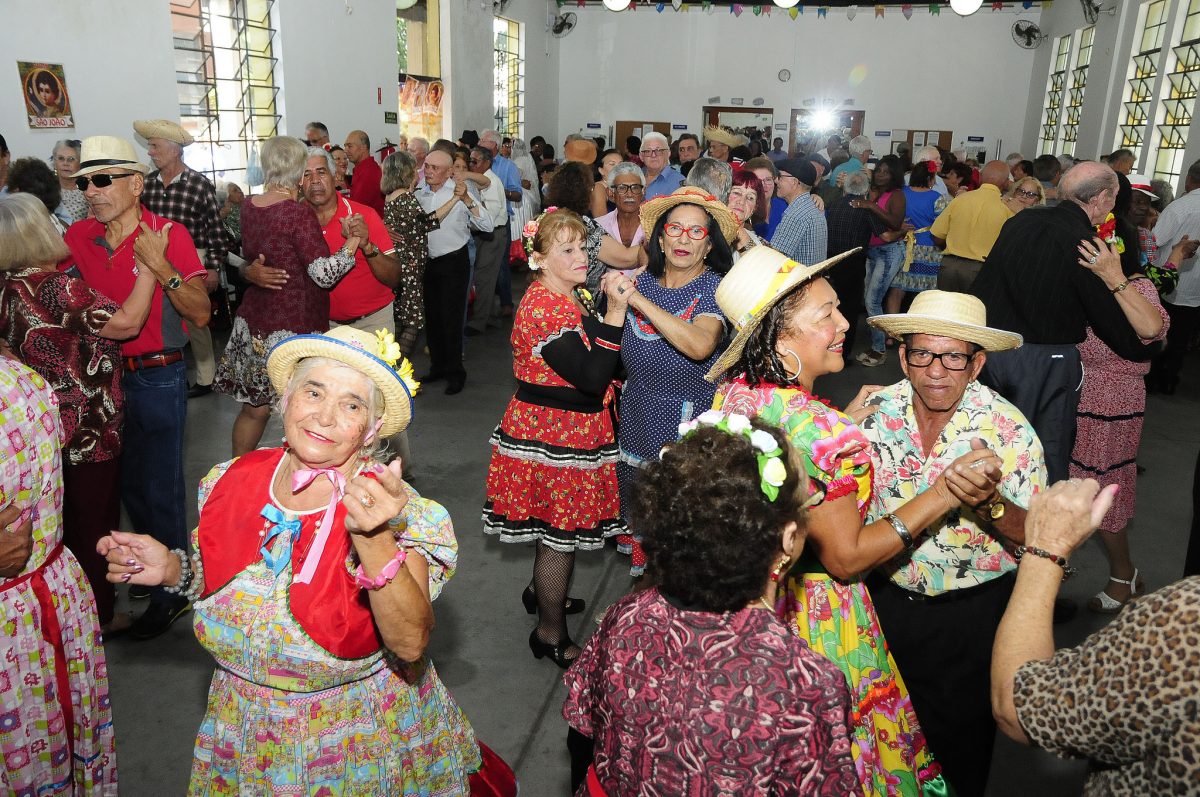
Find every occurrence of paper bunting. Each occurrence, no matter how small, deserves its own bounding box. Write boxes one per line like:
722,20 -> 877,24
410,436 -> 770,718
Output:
1022,0 -> 1033,6
817,6 -> 827,18
992,1 -> 1003,8
789,6 -> 799,18
875,4 -> 884,17
672,0 -> 682,8
753,4 -> 762,15
762,5 -> 771,15
576,0 -> 584,6
928,3 -> 939,14
731,3 -> 742,15
902,3 -> 912,18
846,4 -> 856,19
656,2 -> 664,10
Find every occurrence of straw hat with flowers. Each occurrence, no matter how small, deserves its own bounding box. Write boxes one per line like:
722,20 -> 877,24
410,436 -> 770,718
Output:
267,327 -> 420,438
706,245 -> 859,382
639,186 -> 742,244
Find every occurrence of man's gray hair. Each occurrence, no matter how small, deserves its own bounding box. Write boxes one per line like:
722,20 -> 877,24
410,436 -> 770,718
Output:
684,157 -> 734,203
305,145 -> 336,176
844,171 -> 870,197
914,145 -> 940,164
408,137 -> 430,156
606,161 -> 645,188
848,135 -> 872,160
641,131 -> 669,149
1005,152 -> 1025,168
480,129 -> 500,143
1059,161 -> 1118,206
259,135 -> 307,189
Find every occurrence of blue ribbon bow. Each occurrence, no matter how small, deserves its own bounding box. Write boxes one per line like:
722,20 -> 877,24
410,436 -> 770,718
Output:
260,503 -> 301,577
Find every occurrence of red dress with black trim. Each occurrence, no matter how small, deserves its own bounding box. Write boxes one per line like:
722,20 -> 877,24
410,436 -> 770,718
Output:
482,281 -> 629,553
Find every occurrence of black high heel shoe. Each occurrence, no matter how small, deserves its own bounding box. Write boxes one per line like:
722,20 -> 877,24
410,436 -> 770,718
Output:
522,586 -> 586,615
529,629 -> 580,669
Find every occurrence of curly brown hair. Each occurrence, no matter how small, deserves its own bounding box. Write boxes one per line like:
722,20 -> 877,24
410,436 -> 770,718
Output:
546,161 -> 594,216
633,421 -> 807,612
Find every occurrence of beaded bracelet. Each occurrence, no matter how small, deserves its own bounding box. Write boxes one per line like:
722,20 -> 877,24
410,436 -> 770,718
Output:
1015,545 -> 1077,580
162,549 -> 205,603
355,547 -> 409,591
883,513 -> 915,550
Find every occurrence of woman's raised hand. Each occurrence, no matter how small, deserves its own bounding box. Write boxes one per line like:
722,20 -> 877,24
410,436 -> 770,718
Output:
1169,234 -> 1199,264
1077,236 -> 1123,282
845,384 -> 884,425
1025,479 -> 1117,558
343,459 -> 410,535
97,530 -> 177,586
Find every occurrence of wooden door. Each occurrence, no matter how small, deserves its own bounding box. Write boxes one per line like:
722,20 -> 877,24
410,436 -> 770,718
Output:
615,121 -> 671,157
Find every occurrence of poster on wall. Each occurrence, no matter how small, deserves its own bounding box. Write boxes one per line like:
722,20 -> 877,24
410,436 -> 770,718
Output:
17,62 -> 73,129
398,75 -> 444,143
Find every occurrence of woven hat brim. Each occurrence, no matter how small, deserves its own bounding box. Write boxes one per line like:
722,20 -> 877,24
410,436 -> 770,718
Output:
266,335 -> 414,438
704,128 -> 747,148
867,314 -> 1024,352
639,192 -> 742,244
133,120 -> 194,146
705,248 -> 859,383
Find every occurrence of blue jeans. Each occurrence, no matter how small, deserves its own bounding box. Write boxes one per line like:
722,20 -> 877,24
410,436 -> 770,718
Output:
864,241 -> 906,353
121,359 -> 189,603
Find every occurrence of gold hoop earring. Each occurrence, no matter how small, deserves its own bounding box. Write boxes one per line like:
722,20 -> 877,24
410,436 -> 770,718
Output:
777,348 -> 803,383
769,555 -> 792,583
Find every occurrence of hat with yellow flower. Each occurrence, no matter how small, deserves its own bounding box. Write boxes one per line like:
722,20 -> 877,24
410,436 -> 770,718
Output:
266,327 -> 420,437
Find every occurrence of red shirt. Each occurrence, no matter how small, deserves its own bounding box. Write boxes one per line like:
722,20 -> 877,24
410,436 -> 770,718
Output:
321,196 -> 396,322
63,207 -> 206,356
348,156 -> 385,215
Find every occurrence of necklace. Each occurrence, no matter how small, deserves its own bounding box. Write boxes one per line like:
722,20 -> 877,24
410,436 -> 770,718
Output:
757,596 -> 774,612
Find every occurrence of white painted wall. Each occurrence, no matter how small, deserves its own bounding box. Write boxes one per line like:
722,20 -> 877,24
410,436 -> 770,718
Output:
553,7 -> 1042,158
0,0 -> 178,163
275,0 -> 400,150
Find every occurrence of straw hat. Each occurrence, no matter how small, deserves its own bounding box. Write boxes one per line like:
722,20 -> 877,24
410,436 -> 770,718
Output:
703,125 -> 748,148
73,136 -> 151,178
639,185 -> 742,244
706,245 -> 859,381
133,119 -> 194,146
266,327 -> 419,438
867,291 -> 1023,352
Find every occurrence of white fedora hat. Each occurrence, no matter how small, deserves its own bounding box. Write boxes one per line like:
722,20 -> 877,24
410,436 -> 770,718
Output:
73,135 -> 150,178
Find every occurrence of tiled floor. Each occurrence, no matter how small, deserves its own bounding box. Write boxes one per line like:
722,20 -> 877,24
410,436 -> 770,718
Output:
103,277 -> 1198,795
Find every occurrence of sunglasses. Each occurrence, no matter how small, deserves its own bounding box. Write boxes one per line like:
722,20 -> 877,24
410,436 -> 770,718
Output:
75,173 -> 136,190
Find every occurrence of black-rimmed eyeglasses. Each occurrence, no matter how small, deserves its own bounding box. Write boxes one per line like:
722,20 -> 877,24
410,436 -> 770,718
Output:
904,349 -> 975,371
613,184 -> 645,195
75,173 -> 136,190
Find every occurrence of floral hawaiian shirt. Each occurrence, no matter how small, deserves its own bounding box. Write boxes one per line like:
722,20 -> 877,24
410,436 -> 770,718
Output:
859,379 -> 1046,596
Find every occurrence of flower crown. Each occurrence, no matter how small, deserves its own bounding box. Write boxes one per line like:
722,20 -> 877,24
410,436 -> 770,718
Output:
372,329 -> 420,395
675,410 -> 788,501
521,205 -> 560,267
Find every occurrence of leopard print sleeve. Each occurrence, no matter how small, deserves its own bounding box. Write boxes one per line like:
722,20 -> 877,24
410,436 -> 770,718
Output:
1012,577 -> 1200,793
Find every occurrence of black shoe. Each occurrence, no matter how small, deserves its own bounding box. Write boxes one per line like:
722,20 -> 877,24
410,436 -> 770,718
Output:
187,383 -> 213,399
522,585 -> 585,615
1052,597 -> 1078,625
128,584 -> 151,600
417,372 -> 446,384
465,327 -> 483,337
130,599 -> 192,640
528,628 -> 580,670
444,379 -> 465,395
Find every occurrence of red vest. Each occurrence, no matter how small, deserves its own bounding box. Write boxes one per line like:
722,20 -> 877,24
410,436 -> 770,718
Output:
197,448 -> 382,659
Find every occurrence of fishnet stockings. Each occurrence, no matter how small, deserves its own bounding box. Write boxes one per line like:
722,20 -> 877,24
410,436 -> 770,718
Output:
531,542 -> 579,657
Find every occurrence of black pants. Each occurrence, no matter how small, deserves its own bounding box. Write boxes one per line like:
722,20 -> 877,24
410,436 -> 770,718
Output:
828,251 -> 867,364
980,343 -> 1081,484
422,245 -> 471,382
1185,446 -> 1200,577
868,572 -> 1016,797
1149,300 -> 1200,390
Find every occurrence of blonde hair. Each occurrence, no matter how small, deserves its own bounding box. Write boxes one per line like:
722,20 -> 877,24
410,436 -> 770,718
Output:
530,208 -> 587,262
1008,176 -> 1046,205
0,193 -> 70,272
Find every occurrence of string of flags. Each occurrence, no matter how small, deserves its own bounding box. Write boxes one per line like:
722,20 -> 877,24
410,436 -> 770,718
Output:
570,0 -> 1051,15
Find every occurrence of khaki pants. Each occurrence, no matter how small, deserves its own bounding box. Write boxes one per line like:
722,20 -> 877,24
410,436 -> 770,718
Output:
331,304 -> 412,471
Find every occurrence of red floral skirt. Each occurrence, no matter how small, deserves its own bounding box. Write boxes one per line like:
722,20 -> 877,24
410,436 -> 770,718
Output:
483,396 -> 627,552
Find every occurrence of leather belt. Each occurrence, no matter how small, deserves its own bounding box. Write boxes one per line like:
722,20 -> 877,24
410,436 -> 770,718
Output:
123,350 -> 184,372
332,302 -> 391,327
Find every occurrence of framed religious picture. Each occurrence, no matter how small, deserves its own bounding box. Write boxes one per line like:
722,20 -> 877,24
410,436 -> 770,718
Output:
18,61 -> 74,129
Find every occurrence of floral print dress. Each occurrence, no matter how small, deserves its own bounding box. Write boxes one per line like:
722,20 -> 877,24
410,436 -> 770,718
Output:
714,378 -> 943,797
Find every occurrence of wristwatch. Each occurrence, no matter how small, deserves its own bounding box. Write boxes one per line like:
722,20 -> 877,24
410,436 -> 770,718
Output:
363,243 -> 380,259
980,494 -> 1006,521
164,275 -> 183,291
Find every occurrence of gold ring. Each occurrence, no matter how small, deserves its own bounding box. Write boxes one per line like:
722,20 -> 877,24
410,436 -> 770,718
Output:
360,494 -> 375,509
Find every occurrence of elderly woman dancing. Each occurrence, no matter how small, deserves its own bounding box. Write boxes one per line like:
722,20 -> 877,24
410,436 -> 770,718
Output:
564,412 -> 858,796
0,360 -> 118,794
100,327 -> 483,795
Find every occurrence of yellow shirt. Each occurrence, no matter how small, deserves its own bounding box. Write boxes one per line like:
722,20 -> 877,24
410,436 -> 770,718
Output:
929,183 -> 1013,261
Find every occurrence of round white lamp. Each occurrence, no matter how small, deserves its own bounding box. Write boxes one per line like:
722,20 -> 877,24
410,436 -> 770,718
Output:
773,0 -> 800,8
603,0 -> 632,10
949,0 -> 984,15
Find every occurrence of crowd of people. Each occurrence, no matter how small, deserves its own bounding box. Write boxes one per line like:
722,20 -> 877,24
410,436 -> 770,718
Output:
0,115 -> 1198,797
